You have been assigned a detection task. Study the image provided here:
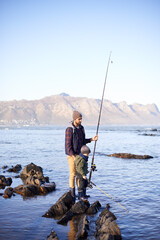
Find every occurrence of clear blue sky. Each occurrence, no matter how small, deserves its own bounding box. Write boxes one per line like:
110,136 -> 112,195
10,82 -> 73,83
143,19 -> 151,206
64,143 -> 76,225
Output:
1,0 -> 160,109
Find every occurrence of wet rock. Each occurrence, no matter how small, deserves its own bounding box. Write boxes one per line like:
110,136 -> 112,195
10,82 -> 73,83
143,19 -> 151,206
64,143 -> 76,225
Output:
20,162 -> 49,185
13,182 -> 56,197
3,187 -> 14,198
86,201 -> 101,215
95,205 -> 121,240
76,215 -> 89,239
57,200 -> 90,225
40,183 -> 56,194
140,133 -> 156,136
108,153 -> 153,159
151,128 -> 157,131
7,164 -> 22,173
43,191 -> 73,218
0,175 -> 12,189
47,230 -> 59,240
2,165 -> 8,169
14,175 -> 20,178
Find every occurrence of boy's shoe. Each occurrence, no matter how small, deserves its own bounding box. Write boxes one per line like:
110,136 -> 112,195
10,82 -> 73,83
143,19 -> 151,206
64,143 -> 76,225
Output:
78,191 -> 88,201
83,188 -> 90,198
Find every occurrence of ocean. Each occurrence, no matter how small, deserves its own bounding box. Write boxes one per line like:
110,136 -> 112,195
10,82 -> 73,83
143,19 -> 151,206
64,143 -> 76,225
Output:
0,125 -> 159,240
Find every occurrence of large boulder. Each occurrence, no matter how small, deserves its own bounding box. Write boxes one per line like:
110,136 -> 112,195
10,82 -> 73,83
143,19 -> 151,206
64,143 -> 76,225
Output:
57,200 -> 90,225
107,153 -> 153,159
0,175 -> 12,189
43,191 -> 73,218
95,205 -> 121,240
20,162 -> 49,185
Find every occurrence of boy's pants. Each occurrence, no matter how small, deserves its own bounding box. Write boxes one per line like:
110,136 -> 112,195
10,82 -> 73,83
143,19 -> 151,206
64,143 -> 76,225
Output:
76,172 -> 88,192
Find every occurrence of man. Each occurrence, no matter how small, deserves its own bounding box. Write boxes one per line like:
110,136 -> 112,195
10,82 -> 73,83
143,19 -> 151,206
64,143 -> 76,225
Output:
65,110 -> 98,202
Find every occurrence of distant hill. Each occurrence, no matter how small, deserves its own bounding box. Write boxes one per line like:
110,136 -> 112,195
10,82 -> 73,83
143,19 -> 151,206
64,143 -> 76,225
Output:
0,94 -> 160,126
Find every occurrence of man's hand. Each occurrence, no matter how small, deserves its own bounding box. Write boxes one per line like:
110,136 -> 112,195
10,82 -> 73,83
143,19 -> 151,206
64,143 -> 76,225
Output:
83,176 -> 87,180
91,135 -> 98,141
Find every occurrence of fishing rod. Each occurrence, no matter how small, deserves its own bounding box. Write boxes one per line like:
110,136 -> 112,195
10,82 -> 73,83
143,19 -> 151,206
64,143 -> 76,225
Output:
89,52 -> 112,182
90,181 -> 129,213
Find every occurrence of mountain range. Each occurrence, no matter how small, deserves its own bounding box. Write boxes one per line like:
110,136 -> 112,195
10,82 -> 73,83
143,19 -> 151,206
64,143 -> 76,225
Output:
0,93 -> 160,126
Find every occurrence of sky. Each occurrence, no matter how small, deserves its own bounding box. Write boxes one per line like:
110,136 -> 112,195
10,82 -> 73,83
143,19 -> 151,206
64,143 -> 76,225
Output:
1,0 -> 160,109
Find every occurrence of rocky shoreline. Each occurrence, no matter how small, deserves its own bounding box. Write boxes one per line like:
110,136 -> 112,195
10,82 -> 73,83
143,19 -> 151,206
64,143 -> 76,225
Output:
1,154 -> 153,239
0,162 -> 124,239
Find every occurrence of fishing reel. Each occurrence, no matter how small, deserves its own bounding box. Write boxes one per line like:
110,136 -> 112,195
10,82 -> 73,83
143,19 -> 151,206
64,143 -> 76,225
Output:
91,164 -> 97,171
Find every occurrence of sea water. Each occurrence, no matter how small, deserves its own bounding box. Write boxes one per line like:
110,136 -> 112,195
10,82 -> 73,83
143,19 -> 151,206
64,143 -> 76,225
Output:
0,125 -> 159,240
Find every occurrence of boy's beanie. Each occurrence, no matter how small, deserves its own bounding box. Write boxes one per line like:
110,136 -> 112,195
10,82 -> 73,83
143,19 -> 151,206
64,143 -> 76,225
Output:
81,145 -> 91,155
73,110 -> 82,120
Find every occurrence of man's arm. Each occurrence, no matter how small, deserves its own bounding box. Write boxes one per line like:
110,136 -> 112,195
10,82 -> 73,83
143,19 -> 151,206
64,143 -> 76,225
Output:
65,127 -> 75,157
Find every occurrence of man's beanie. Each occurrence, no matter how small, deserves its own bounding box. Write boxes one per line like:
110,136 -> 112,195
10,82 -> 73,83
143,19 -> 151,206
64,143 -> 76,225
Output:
73,110 -> 82,120
81,145 -> 91,155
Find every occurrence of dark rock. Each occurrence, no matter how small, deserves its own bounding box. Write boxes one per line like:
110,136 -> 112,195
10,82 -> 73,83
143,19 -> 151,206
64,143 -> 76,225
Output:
86,201 -> 101,215
13,182 -> 56,197
76,215 -> 89,239
107,153 -> 153,159
20,162 -> 49,185
40,182 -> 56,194
14,175 -> 20,178
140,133 -> 156,136
14,184 -> 41,197
43,191 -> 73,218
2,165 -> 8,169
3,187 -> 14,198
95,205 -> 121,240
151,128 -> 157,131
0,175 -> 12,189
7,164 -> 22,173
57,200 -> 90,225
47,230 -> 59,240
71,200 -> 90,214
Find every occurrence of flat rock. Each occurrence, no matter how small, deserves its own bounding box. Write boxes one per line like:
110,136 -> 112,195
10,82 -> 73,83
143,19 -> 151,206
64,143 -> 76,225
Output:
107,153 -> 153,159
13,182 -> 56,197
7,164 -> 22,173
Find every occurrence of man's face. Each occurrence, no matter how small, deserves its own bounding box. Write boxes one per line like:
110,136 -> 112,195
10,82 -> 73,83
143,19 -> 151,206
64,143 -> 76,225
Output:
74,117 -> 82,126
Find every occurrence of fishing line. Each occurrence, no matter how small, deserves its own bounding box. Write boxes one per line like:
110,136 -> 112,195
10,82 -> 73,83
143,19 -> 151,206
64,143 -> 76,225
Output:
90,181 -> 129,213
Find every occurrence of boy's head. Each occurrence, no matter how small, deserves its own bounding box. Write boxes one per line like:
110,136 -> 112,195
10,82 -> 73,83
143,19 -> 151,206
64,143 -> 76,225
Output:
81,145 -> 91,156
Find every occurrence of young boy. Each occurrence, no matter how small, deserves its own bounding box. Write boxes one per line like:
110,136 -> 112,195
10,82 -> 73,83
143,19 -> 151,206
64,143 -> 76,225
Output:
74,145 -> 91,200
